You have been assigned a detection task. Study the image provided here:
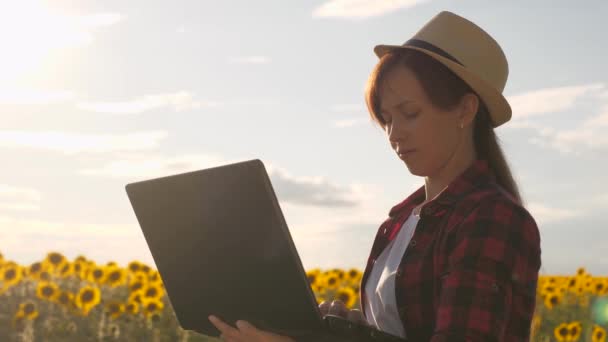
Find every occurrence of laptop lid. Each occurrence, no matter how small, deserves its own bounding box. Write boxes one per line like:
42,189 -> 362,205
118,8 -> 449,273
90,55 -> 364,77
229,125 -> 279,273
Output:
125,159 -> 325,337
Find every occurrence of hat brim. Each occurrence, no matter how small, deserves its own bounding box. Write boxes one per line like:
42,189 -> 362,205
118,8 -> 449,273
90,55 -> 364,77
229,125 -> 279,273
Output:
373,44 -> 511,128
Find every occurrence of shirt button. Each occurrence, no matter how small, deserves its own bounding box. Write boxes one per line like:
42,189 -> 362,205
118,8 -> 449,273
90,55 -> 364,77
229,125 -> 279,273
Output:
397,269 -> 402,276
383,227 -> 387,234
492,283 -> 499,292
410,239 -> 417,246
423,207 -> 433,215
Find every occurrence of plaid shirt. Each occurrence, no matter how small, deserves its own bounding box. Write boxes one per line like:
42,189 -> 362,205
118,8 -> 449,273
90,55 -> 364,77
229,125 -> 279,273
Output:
359,159 -> 542,342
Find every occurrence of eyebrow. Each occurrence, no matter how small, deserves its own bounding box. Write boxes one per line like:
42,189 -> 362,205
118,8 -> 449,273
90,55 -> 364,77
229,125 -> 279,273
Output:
380,100 -> 413,113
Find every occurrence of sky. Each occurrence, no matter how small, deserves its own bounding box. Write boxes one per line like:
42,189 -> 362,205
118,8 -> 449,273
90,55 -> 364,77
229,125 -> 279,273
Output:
1,0 -> 607,276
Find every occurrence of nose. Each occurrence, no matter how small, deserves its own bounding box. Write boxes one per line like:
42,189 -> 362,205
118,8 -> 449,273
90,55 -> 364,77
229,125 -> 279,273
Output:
387,119 -> 406,146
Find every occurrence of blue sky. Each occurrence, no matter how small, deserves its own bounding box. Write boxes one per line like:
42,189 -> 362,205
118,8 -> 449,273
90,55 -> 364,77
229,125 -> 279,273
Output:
1,0 -> 607,276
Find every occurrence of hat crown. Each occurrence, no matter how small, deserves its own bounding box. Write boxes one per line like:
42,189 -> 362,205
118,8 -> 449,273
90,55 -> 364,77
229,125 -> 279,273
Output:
411,11 -> 508,92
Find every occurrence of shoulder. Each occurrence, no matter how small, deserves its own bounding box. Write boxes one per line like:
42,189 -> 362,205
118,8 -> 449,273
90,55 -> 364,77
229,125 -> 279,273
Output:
450,181 -> 540,246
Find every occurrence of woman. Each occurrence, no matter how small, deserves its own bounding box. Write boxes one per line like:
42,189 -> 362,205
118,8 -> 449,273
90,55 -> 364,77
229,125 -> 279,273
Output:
208,10 -> 542,342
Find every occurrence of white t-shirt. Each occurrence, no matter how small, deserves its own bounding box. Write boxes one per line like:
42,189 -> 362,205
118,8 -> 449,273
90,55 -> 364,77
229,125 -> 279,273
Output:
363,211 -> 420,338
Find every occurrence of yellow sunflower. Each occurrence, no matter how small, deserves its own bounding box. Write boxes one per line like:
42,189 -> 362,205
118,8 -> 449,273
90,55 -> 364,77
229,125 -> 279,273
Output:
105,266 -> 127,288
335,287 -> 357,308
554,322 -> 570,341
141,283 -> 165,300
544,292 -> 562,310
75,285 -> 101,315
125,301 -> 140,315
593,324 -> 607,342
57,261 -> 75,279
1,262 -> 24,288
127,260 -> 143,273
36,281 -> 60,302
44,251 -> 67,273
141,297 -> 164,318
104,301 -> 126,320
18,300 -> 39,320
87,264 -> 107,285
568,321 -> 583,341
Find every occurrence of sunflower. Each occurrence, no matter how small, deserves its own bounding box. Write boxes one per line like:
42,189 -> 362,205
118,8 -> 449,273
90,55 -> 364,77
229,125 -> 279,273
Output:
105,266 -> 127,288
140,263 -> 151,274
56,290 -> 78,313
346,268 -> 362,282
323,274 -> 341,290
127,260 -> 142,273
26,262 -> 44,279
576,267 -> 586,277
44,252 -> 67,273
104,301 -> 125,320
75,285 -> 101,315
128,274 -> 147,293
72,260 -> 88,280
141,297 -> 164,318
335,287 -> 357,308
128,291 -> 144,305
148,312 -> 162,324
592,278 -> 608,296
125,301 -> 140,315
141,283 -> 164,300
568,321 -> 583,341
544,293 -> 561,309
148,270 -> 163,284
36,281 -> 60,302
1,262 -> 23,288
554,322 -> 570,341
593,324 -> 607,342
57,262 -> 75,279
87,264 -> 107,285
306,268 -> 321,285
18,300 -> 39,320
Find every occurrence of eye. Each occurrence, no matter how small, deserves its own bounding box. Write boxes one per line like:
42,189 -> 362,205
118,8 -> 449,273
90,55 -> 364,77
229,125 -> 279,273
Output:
405,111 -> 419,119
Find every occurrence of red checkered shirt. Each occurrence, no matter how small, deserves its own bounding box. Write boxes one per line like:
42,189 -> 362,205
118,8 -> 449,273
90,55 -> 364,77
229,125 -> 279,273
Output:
360,159 -> 542,341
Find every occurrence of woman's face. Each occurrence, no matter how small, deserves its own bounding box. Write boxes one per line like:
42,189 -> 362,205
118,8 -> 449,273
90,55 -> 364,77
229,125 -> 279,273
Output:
378,64 -> 473,177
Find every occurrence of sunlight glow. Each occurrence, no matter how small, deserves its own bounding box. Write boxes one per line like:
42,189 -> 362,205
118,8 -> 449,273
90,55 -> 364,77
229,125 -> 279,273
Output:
0,0 -> 122,83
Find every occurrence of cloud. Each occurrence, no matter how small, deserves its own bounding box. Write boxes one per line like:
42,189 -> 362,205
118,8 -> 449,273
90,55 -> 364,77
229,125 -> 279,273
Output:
0,1 -> 124,82
0,130 -> 167,154
506,83 -> 605,121
505,83 -> 608,154
80,154 -> 229,180
81,154 -> 373,209
227,56 -> 271,64
526,202 -> 584,226
268,166 -> 369,208
312,0 -> 431,20
0,87 -> 75,105
0,185 -> 41,212
77,91 -> 219,114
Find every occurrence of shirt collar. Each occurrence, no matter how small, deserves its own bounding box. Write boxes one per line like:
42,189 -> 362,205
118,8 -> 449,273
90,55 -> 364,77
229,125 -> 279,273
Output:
388,159 -> 496,218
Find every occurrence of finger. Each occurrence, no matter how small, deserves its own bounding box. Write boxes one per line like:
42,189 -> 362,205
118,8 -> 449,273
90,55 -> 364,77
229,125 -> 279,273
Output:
319,301 -> 330,316
208,315 -> 240,339
328,300 -> 348,317
235,320 -> 258,335
346,309 -> 367,325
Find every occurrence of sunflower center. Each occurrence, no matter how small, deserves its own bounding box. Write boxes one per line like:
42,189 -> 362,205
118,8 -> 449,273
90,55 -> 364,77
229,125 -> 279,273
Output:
81,290 -> 94,303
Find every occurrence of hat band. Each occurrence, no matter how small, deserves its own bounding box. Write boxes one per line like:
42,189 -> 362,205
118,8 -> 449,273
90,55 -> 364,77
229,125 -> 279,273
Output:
404,39 -> 463,66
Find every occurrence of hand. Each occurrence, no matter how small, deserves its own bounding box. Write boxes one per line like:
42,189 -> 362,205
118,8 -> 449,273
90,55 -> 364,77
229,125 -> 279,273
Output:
208,315 -> 296,342
318,300 -> 370,326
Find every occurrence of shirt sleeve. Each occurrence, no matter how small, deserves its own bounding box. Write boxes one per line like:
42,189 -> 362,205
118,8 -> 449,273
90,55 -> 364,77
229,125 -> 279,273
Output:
430,199 -> 541,342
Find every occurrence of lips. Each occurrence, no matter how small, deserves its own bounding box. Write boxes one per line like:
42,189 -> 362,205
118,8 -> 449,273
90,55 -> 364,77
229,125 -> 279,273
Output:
397,149 -> 415,154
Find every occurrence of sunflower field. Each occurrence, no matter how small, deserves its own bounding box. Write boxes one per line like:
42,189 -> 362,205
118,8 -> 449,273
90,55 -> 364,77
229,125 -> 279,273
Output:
1,251 -> 607,342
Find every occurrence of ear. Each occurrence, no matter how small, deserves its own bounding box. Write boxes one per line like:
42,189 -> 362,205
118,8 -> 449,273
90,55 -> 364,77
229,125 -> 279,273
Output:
458,93 -> 479,126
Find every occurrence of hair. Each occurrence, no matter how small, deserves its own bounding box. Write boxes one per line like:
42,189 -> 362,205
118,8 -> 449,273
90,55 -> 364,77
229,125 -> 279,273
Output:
364,49 -> 523,205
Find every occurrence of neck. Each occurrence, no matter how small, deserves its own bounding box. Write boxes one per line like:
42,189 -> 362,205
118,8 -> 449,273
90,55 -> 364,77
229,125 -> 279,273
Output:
422,151 -> 477,205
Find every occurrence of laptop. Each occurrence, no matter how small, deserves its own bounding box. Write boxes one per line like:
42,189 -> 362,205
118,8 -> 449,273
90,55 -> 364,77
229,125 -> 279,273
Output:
125,158 -> 409,342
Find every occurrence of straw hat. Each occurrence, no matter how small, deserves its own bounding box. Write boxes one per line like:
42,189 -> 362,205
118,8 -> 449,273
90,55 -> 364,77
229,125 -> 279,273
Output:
374,11 -> 511,128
